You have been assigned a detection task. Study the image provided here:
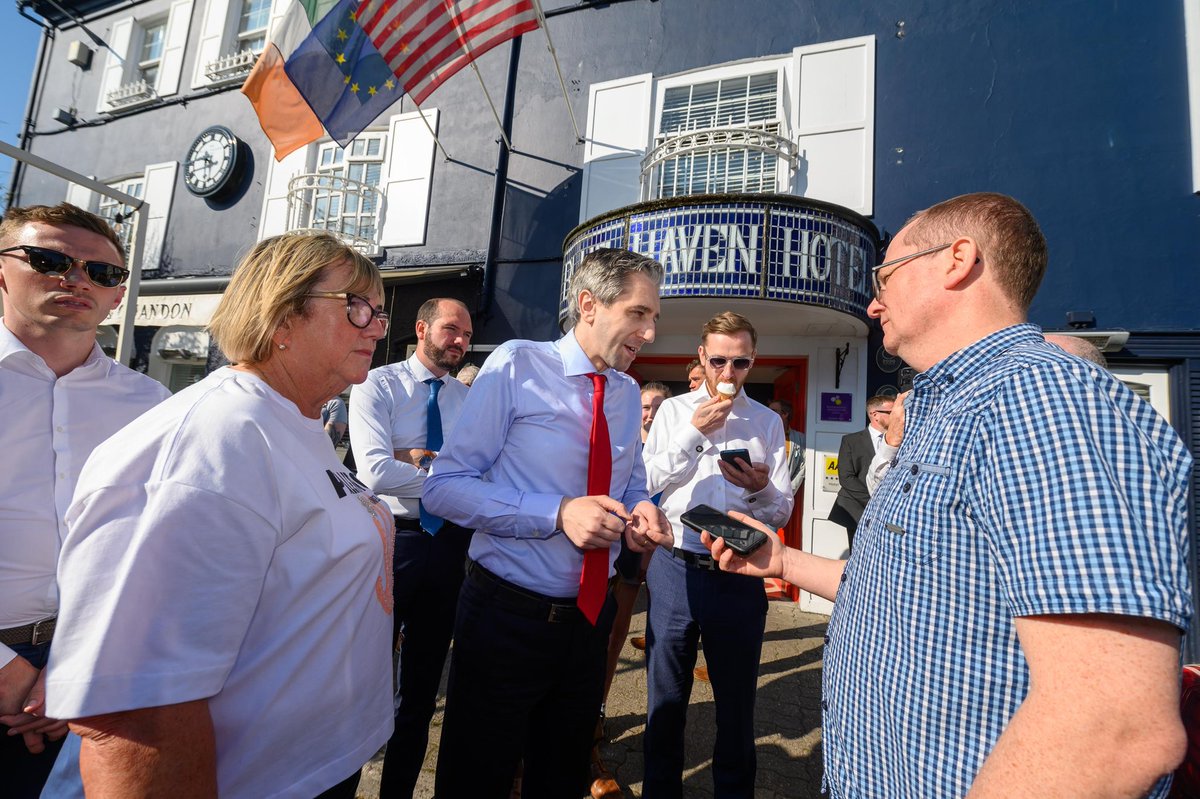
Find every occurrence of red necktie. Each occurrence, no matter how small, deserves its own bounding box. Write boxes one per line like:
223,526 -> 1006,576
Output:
578,372 -> 612,624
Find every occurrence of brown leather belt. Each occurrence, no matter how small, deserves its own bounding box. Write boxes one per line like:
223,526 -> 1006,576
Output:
0,617 -> 56,646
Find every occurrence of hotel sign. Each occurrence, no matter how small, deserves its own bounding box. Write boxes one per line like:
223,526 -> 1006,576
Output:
562,194 -> 879,322
104,293 -> 222,327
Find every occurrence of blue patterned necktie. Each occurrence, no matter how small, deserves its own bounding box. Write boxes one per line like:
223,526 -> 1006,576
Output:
419,378 -> 444,535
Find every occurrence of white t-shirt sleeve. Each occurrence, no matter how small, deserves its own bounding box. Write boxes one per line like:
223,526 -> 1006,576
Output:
46,480 -> 279,719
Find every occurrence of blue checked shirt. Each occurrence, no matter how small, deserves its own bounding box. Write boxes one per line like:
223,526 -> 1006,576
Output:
823,324 -> 1193,798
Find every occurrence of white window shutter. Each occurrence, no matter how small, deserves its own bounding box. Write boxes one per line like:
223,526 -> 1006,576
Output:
192,0 -> 233,89
65,178 -> 97,213
258,145 -> 310,240
140,161 -> 178,270
156,0 -> 195,97
379,108 -> 438,248
96,18 -> 134,114
791,36 -> 875,216
579,73 -> 653,223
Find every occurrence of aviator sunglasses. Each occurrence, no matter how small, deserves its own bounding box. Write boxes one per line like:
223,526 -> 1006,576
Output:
0,245 -> 130,288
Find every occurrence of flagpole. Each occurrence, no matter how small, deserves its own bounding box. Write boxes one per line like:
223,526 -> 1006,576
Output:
530,0 -> 581,143
441,0 -> 512,150
469,62 -> 512,150
408,95 -> 452,161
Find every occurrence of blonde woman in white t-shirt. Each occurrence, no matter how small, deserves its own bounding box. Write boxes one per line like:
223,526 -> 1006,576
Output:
44,233 -> 395,799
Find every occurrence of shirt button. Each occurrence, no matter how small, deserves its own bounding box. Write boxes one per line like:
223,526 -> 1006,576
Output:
840,572 -> 847,583
902,483 -> 912,493
748,497 -> 756,503
56,425 -> 64,433
863,517 -> 870,526
821,700 -> 828,710
910,465 -> 919,475
823,634 -> 829,644
58,472 -> 66,479
695,445 -> 703,453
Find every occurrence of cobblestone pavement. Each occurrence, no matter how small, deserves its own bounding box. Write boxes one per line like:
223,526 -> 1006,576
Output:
356,596 -> 828,798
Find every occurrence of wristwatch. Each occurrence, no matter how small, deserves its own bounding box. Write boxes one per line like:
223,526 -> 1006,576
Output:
418,450 -> 435,470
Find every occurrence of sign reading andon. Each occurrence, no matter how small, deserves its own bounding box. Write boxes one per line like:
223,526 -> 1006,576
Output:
562,195 -> 879,322
104,294 -> 223,327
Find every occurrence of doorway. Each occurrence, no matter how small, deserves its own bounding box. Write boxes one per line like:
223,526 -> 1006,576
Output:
632,355 -> 809,602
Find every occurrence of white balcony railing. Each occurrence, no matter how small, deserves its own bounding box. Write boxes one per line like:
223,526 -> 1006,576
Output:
205,49 -> 257,85
640,124 -> 801,200
287,173 -> 386,255
106,79 -> 156,110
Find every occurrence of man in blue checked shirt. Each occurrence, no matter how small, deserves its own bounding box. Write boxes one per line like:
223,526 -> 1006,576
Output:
701,192 -> 1192,798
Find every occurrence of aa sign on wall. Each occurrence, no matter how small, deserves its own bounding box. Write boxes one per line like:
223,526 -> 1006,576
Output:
823,455 -> 841,493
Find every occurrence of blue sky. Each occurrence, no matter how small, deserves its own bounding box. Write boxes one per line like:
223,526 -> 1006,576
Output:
0,4 -> 48,209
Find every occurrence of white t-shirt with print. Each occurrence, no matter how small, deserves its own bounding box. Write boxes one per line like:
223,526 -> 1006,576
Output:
45,367 -> 394,799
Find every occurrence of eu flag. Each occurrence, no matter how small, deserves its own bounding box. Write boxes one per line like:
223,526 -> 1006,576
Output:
283,0 -> 402,146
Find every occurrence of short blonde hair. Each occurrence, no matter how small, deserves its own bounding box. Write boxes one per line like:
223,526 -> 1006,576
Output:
701,311 -> 757,349
209,232 -> 382,364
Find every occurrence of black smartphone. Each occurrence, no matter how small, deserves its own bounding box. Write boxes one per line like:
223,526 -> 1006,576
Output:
679,504 -> 769,556
718,448 -> 751,470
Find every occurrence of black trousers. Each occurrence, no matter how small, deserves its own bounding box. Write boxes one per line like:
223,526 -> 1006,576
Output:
378,519 -> 473,798
0,640 -> 64,799
434,562 -> 616,798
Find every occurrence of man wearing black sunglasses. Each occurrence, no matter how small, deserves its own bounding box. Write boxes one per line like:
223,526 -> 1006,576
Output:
640,311 -> 792,797
0,203 -> 170,798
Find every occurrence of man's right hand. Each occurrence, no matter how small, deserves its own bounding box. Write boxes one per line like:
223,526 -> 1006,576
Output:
884,390 -> 909,447
557,495 -> 630,550
0,655 -> 39,716
699,511 -> 785,579
691,395 -> 733,435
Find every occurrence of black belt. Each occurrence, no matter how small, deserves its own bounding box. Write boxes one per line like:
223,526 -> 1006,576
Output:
465,559 -> 587,624
670,547 -> 719,571
0,617 -> 56,646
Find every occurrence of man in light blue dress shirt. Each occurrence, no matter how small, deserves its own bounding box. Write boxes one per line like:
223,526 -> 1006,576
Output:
424,248 -> 674,797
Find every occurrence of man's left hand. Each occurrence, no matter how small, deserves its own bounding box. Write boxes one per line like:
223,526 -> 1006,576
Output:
625,501 -> 673,553
718,459 -> 770,492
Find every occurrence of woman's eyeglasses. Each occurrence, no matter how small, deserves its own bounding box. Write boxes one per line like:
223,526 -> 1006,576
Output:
706,356 -> 753,371
0,245 -> 129,288
306,291 -> 389,332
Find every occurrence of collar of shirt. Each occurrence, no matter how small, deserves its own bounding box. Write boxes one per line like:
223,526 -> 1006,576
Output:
0,322 -> 112,381
405,351 -> 442,384
557,328 -> 615,380
912,323 -> 1043,397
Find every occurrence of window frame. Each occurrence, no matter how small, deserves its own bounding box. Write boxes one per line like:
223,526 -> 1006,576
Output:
649,58 -> 791,200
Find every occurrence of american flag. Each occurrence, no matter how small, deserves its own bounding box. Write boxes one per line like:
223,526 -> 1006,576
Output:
355,0 -> 540,105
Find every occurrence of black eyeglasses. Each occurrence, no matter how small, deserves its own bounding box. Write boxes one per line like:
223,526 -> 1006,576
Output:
706,356 -> 753,371
306,291 -> 389,332
0,245 -> 129,288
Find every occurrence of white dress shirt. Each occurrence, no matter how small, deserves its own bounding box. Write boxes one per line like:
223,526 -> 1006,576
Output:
0,323 -> 170,668
349,353 -> 468,518
866,437 -> 899,495
643,387 -> 792,554
423,331 -> 650,596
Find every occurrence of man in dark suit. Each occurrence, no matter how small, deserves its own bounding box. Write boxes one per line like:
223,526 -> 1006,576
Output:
830,394 -> 894,550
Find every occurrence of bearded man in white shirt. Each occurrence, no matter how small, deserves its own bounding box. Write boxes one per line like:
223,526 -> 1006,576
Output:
641,311 -> 792,797
0,203 -> 169,798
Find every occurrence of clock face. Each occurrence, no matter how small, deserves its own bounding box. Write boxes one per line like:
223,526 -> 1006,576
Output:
184,126 -> 241,198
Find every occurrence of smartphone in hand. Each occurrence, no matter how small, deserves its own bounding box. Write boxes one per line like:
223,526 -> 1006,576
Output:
718,448 -> 751,471
679,503 -> 769,556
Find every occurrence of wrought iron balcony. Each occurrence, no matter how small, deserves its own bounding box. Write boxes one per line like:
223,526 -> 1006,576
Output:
105,79 -> 156,110
640,125 -> 801,200
205,49 -> 257,85
287,173 -> 386,255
